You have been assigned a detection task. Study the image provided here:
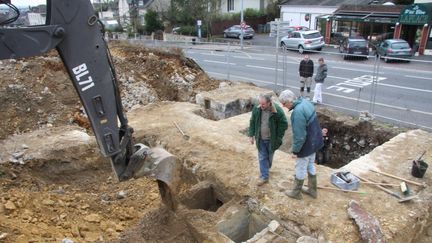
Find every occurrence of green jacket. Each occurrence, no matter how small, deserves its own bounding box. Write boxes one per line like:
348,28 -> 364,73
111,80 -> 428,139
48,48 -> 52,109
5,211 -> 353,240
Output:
248,102 -> 288,153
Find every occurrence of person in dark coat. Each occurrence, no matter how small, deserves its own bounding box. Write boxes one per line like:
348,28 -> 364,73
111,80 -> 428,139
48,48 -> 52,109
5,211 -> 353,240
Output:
299,55 -> 314,98
316,127 -> 331,165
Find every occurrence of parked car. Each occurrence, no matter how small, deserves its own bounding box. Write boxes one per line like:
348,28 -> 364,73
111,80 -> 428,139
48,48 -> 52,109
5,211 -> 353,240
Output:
280,30 -> 325,53
172,27 -> 180,34
286,26 -> 309,34
339,37 -> 369,60
223,25 -> 255,39
375,39 -> 413,62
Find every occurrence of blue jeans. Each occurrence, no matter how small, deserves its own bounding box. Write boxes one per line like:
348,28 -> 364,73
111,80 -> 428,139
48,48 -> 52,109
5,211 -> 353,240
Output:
258,139 -> 274,180
295,153 -> 316,180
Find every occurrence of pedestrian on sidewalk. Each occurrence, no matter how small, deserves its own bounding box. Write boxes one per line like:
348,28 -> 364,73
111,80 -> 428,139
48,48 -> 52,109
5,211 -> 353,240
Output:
313,57 -> 327,104
279,90 -> 324,200
248,94 -> 288,186
299,55 -> 314,99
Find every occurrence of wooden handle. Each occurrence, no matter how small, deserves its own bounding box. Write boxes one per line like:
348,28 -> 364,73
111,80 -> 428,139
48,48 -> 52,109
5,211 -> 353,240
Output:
355,174 -> 398,196
370,169 -> 425,187
317,186 -> 366,194
362,182 -> 398,187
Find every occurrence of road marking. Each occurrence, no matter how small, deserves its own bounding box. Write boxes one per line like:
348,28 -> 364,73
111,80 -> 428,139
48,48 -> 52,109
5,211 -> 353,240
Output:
328,75 -> 352,80
207,71 -> 279,86
204,60 -> 236,65
246,65 -> 282,71
405,75 -> 432,81
277,60 -> 298,64
236,51 -> 252,59
200,52 -> 225,57
325,92 -> 432,116
206,71 -> 432,117
378,83 -> 432,93
327,75 -> 386,93
232,55 -> 265,61
332,66 -> 379,74
323,103 -> 432,131
326,75 -> 432,93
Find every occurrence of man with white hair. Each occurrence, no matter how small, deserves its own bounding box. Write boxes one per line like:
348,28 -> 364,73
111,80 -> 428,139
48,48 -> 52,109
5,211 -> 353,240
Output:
279,89 -> 324,200
248,94 -> 288,186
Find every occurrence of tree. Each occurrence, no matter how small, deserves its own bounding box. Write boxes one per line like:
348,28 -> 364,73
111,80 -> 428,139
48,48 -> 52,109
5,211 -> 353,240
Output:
167,0 -> 221,26
266,0 -> 282,20
144,9 -> 164,34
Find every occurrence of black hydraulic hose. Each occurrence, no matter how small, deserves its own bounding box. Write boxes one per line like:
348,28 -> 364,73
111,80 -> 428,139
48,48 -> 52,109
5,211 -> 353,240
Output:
0,0 -> 20,25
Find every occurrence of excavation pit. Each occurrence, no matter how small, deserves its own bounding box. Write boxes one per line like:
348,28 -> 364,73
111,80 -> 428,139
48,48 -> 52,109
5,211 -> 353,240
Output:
195,84 -> 274,121
217,208 -> 270,243
315,110 -> 398,169
181,183 -> 226,212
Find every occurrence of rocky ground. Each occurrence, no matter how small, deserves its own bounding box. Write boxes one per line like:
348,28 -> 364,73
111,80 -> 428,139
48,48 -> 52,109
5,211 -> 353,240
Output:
1,41 -> 432,243
0,42 -> 220,139
0,42 -> 221,242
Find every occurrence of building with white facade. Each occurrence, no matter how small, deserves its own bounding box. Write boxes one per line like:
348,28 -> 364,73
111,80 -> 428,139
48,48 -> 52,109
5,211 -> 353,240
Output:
279,0 -> 374,30
26,12 -> 45,26
220,0 -> 269,14
118,0 -> 130,26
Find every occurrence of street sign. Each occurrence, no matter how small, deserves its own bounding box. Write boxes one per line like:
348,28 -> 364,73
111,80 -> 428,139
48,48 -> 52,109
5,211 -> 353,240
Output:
197,20 -> 202,26
240,21 -> 246,29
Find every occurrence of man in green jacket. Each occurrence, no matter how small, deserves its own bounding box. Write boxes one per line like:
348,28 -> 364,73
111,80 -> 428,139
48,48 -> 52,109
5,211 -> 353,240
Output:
248,94 -> 288,186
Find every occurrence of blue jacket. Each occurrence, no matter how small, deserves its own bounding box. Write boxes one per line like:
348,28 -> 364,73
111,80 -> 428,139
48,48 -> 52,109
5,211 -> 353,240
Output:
290,98 -> 324,157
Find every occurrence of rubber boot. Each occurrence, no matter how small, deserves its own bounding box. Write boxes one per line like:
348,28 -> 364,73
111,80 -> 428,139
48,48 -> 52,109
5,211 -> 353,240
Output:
285,178 -> 304,200
302,174 -> 317,198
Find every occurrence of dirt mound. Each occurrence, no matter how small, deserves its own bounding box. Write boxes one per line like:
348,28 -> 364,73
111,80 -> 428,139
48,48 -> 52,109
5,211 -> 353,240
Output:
0,42 -> 220,139
0,158 -> 162,242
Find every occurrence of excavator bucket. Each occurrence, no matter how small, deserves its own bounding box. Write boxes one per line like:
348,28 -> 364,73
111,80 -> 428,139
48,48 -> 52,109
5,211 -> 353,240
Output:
133,146 -> 181,210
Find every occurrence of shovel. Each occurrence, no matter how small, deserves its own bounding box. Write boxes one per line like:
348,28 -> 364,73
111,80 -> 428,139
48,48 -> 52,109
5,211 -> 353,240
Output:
355,174 -> 418,203
173,121 -> 190,140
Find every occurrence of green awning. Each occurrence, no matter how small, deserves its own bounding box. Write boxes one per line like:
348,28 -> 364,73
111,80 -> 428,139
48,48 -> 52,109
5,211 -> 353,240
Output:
399,3 -> 432,25
329,13 -> 399,24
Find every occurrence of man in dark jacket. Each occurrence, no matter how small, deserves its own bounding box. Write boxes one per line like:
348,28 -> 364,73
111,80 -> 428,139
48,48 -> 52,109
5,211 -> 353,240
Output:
279,89 -> 324,200
248,94 -> 288,186
299,55 -> 314,98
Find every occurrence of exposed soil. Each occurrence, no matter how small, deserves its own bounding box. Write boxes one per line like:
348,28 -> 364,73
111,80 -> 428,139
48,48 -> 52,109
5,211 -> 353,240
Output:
0,159 -> 162,242
316,108 -> 401,169
0,41 -> 221,242
0,42 -> 220,139
1,40 -> 431,243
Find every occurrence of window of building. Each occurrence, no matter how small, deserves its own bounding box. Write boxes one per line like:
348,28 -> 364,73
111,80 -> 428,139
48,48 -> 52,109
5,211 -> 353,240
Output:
227,0 -> 234,12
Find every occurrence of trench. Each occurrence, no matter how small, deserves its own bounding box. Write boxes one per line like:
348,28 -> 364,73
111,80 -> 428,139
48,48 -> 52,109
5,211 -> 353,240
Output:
239,110 -> 398,169
112,140 -> 311,242
316,112 -> 398,169
194,97 -> 255,121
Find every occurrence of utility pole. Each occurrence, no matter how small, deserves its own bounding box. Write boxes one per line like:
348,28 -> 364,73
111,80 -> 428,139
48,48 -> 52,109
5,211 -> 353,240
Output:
240,0 -> 244,50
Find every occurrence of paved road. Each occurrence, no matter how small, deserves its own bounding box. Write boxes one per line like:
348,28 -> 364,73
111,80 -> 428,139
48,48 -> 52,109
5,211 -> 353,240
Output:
183,47 -> 432,131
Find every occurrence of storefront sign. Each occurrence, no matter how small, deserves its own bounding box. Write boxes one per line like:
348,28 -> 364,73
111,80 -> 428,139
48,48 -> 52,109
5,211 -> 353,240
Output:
399,4 -> 430,25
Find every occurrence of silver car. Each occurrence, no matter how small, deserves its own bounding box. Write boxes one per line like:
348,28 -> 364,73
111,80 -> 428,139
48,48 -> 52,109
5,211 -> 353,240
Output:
223,25 -> 255,39
375,39 -> 413,62
280,30 -> 325,53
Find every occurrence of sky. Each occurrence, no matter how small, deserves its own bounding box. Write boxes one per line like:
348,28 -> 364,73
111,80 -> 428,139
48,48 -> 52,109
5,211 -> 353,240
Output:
10,0 -> 47,7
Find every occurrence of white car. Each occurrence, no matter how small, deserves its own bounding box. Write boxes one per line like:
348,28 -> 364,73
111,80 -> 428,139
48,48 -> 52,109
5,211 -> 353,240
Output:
280,30 -> 325,53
